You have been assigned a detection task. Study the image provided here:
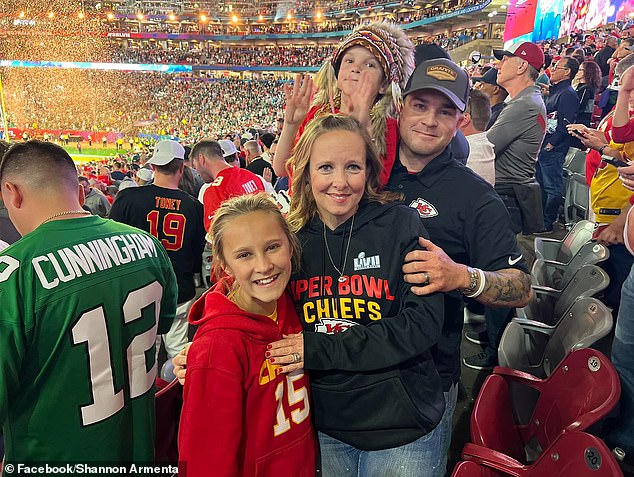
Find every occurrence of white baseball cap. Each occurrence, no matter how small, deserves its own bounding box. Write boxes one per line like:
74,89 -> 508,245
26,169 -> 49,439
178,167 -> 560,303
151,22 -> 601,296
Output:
218,139 -> 238,157
148,140 -> 185,166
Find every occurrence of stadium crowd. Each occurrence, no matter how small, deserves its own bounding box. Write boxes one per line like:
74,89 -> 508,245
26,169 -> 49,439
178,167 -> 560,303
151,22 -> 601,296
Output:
110,45 -> 337,67
0,0 -> 486,42
101,2 -> 482,36
3,72 -> 285,141
3,14 -> 634,477
0,33 -> 483,66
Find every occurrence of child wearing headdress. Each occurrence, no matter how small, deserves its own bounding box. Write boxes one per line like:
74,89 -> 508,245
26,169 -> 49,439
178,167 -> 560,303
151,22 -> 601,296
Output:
272,21 -> 415,187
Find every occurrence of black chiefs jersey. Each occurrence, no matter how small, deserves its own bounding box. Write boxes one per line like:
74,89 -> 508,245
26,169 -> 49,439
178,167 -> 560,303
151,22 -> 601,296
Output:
110,184 -> 206,303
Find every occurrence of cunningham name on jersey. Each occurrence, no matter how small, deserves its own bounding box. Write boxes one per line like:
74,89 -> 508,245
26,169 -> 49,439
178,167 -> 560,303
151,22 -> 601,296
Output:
3,232 -> 158,290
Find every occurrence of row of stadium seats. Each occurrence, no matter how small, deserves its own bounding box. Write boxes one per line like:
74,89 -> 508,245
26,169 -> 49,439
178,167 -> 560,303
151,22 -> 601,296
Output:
450,219 -> 622,475
503,220 -> 611,376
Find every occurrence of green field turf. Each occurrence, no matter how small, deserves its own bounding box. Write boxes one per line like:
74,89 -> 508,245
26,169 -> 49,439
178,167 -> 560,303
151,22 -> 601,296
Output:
64,146 -> 123,163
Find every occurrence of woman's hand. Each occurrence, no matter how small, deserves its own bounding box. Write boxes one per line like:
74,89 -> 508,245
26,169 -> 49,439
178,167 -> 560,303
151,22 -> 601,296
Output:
267,333 -> 305,374
172,342 -> 192,385
282,74 -> 314,127
566,124 -> 607,151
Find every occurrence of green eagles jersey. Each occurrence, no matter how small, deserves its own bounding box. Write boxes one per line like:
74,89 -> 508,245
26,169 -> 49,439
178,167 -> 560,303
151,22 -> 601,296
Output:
0,216 -> 177,466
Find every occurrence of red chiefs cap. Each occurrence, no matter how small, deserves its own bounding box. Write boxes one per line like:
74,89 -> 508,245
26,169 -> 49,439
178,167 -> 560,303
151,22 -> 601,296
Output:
493,41 -> 545,71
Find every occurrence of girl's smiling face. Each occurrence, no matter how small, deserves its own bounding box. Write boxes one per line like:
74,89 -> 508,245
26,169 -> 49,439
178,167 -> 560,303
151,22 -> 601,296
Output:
221,211 -> 293,315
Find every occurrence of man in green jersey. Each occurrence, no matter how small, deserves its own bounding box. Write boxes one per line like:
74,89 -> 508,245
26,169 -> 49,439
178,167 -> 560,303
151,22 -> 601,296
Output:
0,141 -> 177,468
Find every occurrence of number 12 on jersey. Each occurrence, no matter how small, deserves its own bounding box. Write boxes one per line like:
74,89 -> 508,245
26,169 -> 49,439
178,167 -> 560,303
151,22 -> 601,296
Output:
71,281 -> 163,426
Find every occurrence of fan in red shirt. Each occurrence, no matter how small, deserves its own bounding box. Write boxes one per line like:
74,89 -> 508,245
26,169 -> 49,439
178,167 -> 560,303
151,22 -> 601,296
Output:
190,140 -> 268,232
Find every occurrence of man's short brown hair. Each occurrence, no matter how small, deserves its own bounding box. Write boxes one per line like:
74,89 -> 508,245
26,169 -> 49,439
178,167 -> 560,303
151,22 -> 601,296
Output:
190,140 -> 223,162
466,89 -> 491,132
0,140 -> 78,192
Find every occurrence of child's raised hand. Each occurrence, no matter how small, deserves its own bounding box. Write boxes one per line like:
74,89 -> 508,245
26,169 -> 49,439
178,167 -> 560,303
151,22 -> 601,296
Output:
283,74 -> 314,127
621,65 -> 634,94
266,333 -> 305,374
346,70 -> 378,131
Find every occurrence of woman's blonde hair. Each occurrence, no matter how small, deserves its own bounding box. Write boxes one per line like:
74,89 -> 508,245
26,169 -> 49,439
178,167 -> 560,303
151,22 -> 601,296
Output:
286,114 -> 399,232
210,193 -> 301,281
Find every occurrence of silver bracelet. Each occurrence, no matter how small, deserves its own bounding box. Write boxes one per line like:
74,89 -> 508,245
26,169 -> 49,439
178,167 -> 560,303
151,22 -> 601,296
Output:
464,268 -> 486,299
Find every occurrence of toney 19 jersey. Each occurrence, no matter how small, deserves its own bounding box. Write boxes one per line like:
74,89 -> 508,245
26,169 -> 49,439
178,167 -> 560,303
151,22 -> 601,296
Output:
0,216 -> 177,465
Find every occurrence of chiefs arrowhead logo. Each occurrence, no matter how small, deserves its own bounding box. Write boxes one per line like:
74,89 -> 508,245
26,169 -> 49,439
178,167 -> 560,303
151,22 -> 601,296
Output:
410,198 -> 438,218
315,318 -> 358,334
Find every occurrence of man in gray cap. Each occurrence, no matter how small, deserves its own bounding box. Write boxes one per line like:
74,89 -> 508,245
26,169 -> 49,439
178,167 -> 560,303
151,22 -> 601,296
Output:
387,57 -> 531,475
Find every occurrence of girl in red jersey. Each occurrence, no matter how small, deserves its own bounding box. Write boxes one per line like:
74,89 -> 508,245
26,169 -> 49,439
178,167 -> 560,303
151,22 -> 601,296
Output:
178,194 -> 316,477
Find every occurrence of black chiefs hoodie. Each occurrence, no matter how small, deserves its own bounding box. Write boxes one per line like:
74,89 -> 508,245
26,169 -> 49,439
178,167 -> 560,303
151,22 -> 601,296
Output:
289,199 -> 445,451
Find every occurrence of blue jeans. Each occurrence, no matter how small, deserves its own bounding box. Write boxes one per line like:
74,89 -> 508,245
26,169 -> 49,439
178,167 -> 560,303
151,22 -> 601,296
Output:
607,263 -> 634,455
438,383 -> 459,477
536,149 -> 566,229
318,424 -> 443,477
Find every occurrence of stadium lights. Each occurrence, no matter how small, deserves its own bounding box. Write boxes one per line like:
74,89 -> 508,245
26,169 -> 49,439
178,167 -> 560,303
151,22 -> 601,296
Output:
287,12 -> 292,20
18,11 -> 25,18
200,14 -> 207,22
47,11 -> 54,18
106,12 -> 114,20
231,14 -> 239,23
136,12 -> 144,21
78,11 -> 85,19
169,13 -> 176,21
316,11 -> 322,20
258,14 -> 264,22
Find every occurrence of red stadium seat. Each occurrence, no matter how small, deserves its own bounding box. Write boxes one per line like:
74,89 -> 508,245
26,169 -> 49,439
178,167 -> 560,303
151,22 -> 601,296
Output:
468,348 -> 620,464
456,430 -> 623,477
155,377 -> 183,465
451,461 -> 491,477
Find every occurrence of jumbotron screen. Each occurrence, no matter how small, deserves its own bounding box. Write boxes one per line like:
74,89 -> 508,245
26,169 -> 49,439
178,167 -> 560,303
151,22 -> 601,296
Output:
504,0 -> 632,46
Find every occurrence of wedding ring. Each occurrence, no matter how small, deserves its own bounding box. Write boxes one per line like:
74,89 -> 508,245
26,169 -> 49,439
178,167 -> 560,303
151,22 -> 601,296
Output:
292,352 -> 301,364
423,272 -> 430,286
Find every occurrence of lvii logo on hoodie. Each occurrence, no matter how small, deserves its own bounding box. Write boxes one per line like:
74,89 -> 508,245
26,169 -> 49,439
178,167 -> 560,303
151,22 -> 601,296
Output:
353,252 -> 381,271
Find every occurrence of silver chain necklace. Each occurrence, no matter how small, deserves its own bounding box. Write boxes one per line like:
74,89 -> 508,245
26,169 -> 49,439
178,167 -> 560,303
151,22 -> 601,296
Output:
41,210 -> 91,226
323,214 -> 355,283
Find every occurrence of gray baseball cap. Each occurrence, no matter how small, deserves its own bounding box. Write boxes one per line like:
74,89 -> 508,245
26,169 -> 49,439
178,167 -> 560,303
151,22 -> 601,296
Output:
402,58 -> 471,112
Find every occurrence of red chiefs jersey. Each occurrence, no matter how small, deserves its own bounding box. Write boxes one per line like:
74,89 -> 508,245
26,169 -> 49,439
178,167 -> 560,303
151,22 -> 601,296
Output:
200,167 -> 266,231
179,283 -> 316,477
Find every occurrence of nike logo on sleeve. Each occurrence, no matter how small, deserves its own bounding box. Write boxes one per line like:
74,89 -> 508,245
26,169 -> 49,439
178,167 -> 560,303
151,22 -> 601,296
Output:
508,255 -> 523,266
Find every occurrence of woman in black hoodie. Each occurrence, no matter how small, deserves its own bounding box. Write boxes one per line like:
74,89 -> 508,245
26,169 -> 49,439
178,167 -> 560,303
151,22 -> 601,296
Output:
268,114 -> 445,477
